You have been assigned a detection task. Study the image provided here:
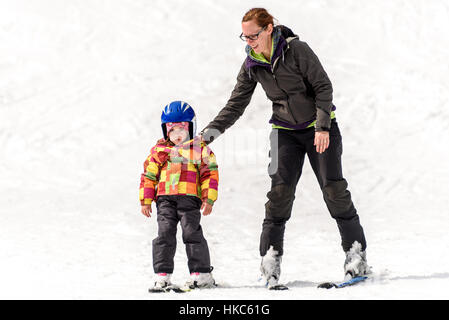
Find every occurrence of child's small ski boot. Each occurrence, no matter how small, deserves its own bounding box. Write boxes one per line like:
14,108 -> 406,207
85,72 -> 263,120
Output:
148,273 -> 182,293
184,269 -> 216,290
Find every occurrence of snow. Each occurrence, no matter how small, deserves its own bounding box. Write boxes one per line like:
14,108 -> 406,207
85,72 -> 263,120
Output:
1,0 -> 449,299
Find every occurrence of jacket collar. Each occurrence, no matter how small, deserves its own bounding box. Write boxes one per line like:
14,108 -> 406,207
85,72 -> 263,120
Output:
244,25 -> 298,70
151,137 -> 204,164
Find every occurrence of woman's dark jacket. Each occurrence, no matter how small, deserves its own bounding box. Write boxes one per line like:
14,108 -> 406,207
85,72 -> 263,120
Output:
202,25 -> 335,142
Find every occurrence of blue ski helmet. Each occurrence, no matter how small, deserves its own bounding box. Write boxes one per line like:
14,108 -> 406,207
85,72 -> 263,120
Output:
161,101 -> 197,139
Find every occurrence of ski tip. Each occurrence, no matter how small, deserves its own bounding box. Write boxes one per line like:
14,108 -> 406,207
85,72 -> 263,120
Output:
268,284 -> 289,291
317,282 -> 337,289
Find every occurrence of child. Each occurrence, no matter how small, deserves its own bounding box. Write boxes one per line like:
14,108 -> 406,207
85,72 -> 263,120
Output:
139,101 -> 219,291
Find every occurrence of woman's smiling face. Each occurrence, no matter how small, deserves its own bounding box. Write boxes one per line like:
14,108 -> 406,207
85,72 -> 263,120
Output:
241,20 -> 273,56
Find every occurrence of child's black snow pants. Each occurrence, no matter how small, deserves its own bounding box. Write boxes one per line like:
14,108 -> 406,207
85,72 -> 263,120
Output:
153,195 -> 211,274
260,120 -> 367,257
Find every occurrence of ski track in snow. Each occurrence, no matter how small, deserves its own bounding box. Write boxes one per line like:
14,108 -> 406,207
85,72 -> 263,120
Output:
1,0 -> 449,299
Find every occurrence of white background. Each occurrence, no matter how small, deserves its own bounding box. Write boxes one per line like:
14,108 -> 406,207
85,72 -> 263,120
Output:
1,0 -> 448,299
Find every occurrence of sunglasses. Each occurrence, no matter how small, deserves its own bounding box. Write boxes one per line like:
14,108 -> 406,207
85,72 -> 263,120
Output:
239,26 -> 267,41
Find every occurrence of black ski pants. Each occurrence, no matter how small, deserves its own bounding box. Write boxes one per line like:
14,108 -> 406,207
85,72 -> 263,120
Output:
260,120 -> 367,256
153,195 -> 211,274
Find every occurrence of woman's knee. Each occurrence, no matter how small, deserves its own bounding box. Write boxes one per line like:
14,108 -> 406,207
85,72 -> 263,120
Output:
265,184 -> 296,219
322,179 -> 355,217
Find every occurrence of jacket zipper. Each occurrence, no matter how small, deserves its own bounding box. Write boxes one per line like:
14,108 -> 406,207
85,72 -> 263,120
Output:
271,47 -> 298,123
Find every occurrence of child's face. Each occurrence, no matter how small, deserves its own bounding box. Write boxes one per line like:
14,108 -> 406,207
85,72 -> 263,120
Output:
167,122 -> 189,145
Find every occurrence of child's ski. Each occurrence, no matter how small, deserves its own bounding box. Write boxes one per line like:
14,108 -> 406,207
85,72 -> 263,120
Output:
148,285 -> 190,293
182,282 -> 218,291
149,283 -> 220,293
317,276 -> 368,289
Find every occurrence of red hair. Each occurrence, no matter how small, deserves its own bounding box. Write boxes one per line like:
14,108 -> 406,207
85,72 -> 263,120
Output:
242,8 -> 276,28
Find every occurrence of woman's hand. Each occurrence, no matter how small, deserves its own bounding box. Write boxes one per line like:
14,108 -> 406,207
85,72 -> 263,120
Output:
314,131 -> 330,154
141,205 -> 152,217
201,200 -> 213,216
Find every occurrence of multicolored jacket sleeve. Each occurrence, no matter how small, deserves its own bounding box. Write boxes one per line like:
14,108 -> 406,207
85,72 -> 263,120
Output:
199,145 -> 219,205
139,147 -> 161,206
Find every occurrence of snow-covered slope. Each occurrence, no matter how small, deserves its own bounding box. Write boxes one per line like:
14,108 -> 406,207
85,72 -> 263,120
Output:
1,0 -> 448,299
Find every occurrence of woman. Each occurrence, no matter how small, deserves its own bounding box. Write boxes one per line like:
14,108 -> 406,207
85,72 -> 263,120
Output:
200,8 -> 369,288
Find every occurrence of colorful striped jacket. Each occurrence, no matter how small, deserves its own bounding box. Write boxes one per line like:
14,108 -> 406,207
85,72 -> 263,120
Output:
140,137 -> 219,206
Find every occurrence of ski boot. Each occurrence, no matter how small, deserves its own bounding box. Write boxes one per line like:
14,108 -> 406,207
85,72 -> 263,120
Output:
184,268 -> 216,289
344,242 -> 371,280
260,247 -> 288,290
149,273 -> 174,292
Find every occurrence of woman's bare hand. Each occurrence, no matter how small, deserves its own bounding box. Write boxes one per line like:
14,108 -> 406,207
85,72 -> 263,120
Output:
314,131 -> 330,154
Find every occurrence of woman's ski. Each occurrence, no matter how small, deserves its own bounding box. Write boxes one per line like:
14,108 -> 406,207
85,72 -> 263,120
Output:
317,276 -> 368,289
